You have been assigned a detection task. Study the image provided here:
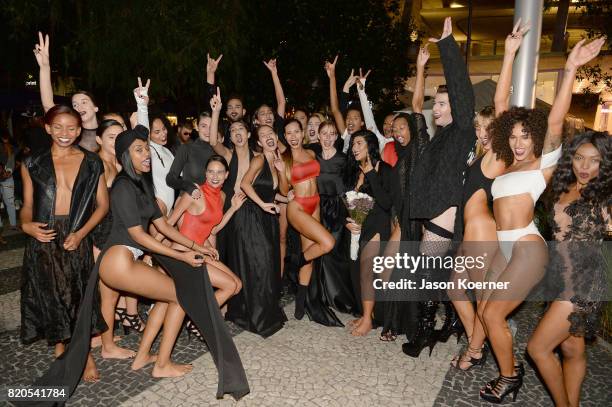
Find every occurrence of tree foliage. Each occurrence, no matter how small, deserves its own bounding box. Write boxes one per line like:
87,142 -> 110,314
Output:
1,0 -> 416,118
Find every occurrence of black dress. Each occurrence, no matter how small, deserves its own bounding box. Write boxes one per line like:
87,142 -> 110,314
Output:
20,148 -> 106,346
546,198 -> 610,339
29,174 -> 249,404
166,138 -> 214,195
225,159 -> 287,337
347,162 -> 394,315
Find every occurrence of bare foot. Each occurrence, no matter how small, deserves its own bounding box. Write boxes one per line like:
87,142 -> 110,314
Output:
351,319 -> 373,337
101,344 -> 136,360
131,353 -> 157,370
152,361 -> 193,378
347,317 -> 362,329
83,354 -> 100,383
91,335 -> 121,348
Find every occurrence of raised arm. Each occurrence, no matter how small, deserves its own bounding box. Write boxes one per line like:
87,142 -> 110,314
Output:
412,45 -> 430,114
325,56 -> 346,134
495,19 -> 529,116
133,77 -> 150,129
544,37 -> 605,153
430,17 -> 474,129
263,59 -> 286,117
33,32 -> 54,113
209,87 -> 232,162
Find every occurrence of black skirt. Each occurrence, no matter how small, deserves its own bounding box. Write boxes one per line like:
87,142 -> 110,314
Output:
20,216 -> 106,345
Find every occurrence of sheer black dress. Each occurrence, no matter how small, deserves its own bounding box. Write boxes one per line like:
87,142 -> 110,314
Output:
28,173 -> 249,404
225,159 -> 287,337
546,197 -> 611,339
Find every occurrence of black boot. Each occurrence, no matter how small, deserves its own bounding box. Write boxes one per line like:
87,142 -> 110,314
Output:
436,302 -> 464,344
402,300 -> 438,357
294,284 -> 308,320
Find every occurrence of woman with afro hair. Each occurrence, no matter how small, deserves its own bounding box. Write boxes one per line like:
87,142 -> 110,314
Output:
477,37 -> 605,403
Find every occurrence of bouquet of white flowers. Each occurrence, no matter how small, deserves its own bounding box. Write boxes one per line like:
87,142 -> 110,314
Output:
343,190 -> 375,260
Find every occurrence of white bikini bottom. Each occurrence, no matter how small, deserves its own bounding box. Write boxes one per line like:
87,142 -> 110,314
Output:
496,221 -> 543,262
123,245 -> 144,261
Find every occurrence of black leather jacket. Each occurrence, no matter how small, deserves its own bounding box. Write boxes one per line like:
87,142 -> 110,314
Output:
25,147 -> 104,233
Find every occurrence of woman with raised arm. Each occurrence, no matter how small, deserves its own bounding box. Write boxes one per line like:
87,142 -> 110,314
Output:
447,20 -> 528,371
225,125 -> 287,337
166,154 -> 244,313
344,130 -> 394,336
20,105 -> 109,383
355,69 -> 394,153
279,119 -> 336,322
34,33 -> 100,153
31,125 -> 249,402
477,38 -> 605,403
527,131 -> 610,407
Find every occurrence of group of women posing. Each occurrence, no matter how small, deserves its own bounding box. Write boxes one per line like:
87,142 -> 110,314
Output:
19,17 -> 609,406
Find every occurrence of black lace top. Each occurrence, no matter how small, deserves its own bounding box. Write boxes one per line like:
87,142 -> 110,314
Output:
547,196 -> 611,338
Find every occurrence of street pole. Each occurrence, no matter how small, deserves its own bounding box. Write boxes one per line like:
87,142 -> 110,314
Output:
510,0 -> 544,108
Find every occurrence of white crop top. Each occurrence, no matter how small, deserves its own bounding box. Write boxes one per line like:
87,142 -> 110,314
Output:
491,145 -> 562,204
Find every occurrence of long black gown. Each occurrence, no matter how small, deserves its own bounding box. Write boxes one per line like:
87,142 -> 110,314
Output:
225,159 -> 287,337
27,174 -> 249,405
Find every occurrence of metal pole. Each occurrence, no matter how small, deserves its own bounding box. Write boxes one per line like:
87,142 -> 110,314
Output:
510,0 -> 544,108
466,0 -> 473,66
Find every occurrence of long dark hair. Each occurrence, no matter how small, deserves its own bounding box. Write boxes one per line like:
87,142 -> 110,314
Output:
344,130 -> 381,189
551,131 -> 611,205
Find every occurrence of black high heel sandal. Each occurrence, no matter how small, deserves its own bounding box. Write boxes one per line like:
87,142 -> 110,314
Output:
402,300 -> 438,358
436,303 -> 464,344
451,344 -> 488,371
484,362 -> 524,390
122,313 -> 145,335
186,320 -> 204,342
479,372 -> 523,404
114,307 -> 127,330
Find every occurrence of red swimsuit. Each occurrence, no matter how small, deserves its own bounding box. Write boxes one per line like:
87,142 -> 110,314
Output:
179,183 -> 223,246
291,159 -> 320,215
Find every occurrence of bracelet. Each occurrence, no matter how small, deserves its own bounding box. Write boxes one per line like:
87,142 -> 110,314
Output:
190,241 -> 195,249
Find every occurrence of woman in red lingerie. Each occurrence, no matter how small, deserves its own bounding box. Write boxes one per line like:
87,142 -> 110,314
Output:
165,155 -> 244,310
279,119 -> 335,320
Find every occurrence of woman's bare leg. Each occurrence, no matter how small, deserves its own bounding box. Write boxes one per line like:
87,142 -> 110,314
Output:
100,247 -> 192,377
527,301 -> 580,407
99,279 -> 136,359
279,203 -> 288,276
351,234 -> 381,336
482,236 -> 547,377
287,202 -> 334,272
208,261 -> 241,307
131,301 -> 166,370
561,335 -> 586,407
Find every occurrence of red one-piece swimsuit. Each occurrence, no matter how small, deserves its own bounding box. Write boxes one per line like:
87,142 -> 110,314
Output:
179,183 -> 223,246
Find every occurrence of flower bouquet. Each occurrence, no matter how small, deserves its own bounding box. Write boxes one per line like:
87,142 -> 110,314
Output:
343,190 -> 375,260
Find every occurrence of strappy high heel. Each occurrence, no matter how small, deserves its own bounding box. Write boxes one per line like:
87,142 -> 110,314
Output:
114,307 -> 127,330
451,344 -> 488,371
479,372 -> 523,404
186,320 -> 204,343
122,313 -> 145,335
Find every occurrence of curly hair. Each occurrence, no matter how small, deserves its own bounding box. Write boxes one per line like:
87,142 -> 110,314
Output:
551,131 -> 611,205
490,106 -> 548,166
